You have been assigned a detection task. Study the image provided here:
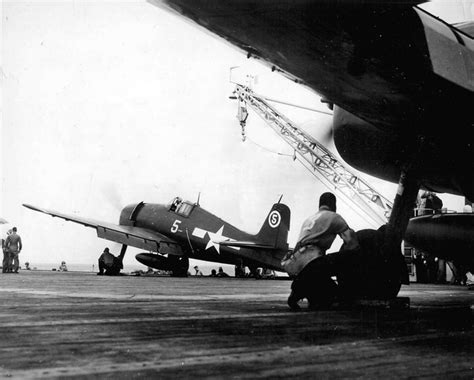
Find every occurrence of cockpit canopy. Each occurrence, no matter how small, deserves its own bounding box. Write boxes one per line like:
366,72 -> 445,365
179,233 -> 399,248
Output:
167,197 -> 195,217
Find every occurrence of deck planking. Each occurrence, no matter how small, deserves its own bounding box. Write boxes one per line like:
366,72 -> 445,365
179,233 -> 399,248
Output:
0,271 -> 472,379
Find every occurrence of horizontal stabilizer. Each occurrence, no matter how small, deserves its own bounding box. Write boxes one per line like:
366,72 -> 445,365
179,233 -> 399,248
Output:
22,203 -> 182,255
218,239 -> 280,250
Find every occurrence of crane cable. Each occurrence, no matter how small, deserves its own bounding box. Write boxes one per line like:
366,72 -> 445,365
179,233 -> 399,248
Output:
242,132 -> 381,228
245,136 -> 294,157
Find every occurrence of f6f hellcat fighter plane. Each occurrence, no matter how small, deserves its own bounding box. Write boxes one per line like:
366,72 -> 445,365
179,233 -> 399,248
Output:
23,198 -> 290,276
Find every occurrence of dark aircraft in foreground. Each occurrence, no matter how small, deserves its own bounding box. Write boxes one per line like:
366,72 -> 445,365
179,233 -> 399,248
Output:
150,0 -> 474,294
23,197 -> 290,276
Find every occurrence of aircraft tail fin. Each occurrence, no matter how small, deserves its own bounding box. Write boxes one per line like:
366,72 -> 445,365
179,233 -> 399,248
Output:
254,203 -> 290,250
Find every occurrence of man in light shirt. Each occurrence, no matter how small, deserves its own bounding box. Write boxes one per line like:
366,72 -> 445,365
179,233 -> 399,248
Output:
282,192 -> 359,310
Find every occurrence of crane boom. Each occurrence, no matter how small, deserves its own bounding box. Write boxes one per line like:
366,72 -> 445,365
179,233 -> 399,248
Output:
233,83 -> 393,227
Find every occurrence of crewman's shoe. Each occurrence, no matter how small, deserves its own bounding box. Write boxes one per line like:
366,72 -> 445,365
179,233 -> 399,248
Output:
287,291 -> 301,311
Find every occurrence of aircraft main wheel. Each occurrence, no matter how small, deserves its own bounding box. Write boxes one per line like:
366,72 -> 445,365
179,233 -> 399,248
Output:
170,256 -> 189,277
339,228 -> 404,299
234,264 -> 246,278
381,278 -> 402,299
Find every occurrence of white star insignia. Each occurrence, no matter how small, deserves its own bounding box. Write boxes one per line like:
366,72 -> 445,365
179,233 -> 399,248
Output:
205,225 -> 228,253
192,225 -> 239,253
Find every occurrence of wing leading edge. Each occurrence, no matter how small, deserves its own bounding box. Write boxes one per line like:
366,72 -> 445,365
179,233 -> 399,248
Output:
22,204 -> 181,254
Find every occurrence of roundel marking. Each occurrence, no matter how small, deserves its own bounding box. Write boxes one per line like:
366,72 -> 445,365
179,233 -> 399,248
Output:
268,210 -> 281,228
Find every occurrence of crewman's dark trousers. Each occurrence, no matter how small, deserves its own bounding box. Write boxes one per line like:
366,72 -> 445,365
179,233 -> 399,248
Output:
98,259 -> 121,276
290,258 -> 338,307
290,248 -> 361,306
11,252 -> 19,273
2,251 -> 10,273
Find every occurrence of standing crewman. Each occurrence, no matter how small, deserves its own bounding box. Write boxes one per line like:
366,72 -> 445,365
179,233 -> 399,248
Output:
282,192 -> 359,310
5,227 -> 22,274
2,230 -> 11,273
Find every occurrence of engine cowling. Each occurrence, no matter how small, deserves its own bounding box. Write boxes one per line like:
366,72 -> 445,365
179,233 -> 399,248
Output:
405,213 -> 474,267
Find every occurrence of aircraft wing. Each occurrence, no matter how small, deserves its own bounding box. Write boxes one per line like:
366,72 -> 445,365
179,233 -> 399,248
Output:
23,204 -> 182,254
151,0 -> 473,133
151,0 -> 474,201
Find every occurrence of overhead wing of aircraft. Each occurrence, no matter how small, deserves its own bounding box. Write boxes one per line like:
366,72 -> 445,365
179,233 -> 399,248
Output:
22,204 -> 183,255
150,0 -> 474,201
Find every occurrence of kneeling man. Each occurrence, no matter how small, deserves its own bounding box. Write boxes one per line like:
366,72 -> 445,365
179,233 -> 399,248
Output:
282,192 -> 359,310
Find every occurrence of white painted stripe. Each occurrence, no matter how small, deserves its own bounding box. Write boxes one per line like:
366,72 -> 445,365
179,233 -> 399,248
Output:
192,227 -> 207,238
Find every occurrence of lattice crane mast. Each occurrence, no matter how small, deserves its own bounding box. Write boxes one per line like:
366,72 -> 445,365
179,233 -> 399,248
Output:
233,83 -> 393,227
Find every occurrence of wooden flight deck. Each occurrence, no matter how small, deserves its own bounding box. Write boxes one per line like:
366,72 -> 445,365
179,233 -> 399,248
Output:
0,271 -> 472,378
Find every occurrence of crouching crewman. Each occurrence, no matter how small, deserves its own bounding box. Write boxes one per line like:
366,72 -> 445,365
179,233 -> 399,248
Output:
97,247 -> 123,276
282,192 -> 359,310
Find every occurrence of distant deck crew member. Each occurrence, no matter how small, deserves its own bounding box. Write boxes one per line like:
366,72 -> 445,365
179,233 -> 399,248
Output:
193,265 -> 203,276
5,227 -> 22,274
97,247 -> 123,276
2,231 -> 10,273
282,192 -> 359,310
216,267 -> 229,277
419,191 -> 443,215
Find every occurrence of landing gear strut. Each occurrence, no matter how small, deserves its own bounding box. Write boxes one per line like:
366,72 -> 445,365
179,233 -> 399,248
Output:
382,169 -> 421,296
234,261 -> 246,278
118,244 -> 127,269
336,169 -> 421,300
98,245 -> 127,276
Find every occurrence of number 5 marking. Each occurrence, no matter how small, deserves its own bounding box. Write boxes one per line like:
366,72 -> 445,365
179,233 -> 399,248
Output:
171,220 -> 181,233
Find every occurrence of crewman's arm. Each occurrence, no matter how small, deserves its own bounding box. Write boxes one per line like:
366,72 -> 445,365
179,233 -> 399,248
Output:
339,228 -> 359,250
18,237 -> 22,251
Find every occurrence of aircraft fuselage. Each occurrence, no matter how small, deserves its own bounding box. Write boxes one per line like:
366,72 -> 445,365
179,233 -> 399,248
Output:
119,202 -> 288,271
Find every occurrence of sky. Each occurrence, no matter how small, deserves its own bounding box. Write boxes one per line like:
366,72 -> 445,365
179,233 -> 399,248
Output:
1,0 -> 466,273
